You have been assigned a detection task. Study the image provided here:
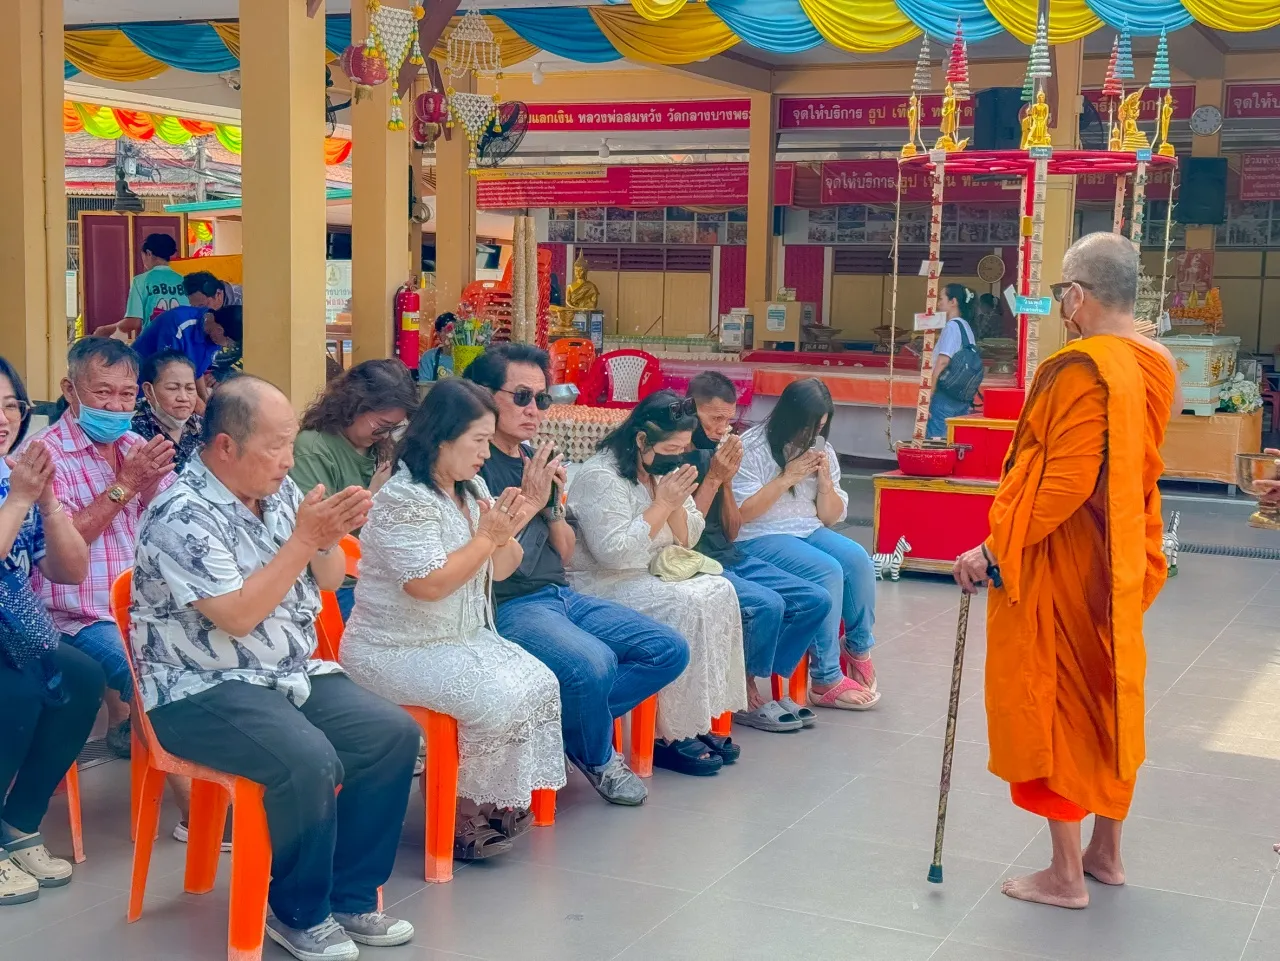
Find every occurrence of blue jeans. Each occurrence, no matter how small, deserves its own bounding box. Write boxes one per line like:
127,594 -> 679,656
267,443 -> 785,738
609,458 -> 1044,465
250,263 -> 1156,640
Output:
63,619 -> 131,701
722,555 -> 830,680
736,529 -> 877,685
494,585 -> 689,769
336,585 -> 356,621
926,390 -> 972,440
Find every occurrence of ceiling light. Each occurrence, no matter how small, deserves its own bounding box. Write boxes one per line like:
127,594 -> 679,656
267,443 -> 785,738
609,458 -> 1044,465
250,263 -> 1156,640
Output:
598,139 -> 610,160
531,62 -> 544,85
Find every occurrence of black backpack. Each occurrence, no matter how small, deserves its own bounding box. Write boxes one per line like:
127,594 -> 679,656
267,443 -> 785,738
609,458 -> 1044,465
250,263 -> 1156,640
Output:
935,320 -> 984,405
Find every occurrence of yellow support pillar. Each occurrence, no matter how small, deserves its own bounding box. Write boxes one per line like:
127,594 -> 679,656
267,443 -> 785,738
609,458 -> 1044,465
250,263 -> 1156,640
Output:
350,0 -> 409,365
1039,40 -> 1085,357
745,91 -> 776,308
1185,79 -> 1224,254
240,0 -> 327,408
1,0 -> 65,398
433,72 -> 477,317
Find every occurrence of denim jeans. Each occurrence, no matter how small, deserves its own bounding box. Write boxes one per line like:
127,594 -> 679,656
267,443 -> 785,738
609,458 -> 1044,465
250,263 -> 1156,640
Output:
736,529 -> 877,685
722,555 -> 830,680
926,390 -> 972,440
335,585 -> 356,621
495,585 -> 690,768
62,619 -> 131,701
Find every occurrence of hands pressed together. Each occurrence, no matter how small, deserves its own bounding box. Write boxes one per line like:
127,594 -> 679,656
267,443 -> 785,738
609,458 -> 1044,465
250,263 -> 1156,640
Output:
654,464 -> 699,511
295,485 -> 373,552
118,434 -> 177,498
476,487 -> 532,547
520,443 -> 566,513
6,443 -> 58,513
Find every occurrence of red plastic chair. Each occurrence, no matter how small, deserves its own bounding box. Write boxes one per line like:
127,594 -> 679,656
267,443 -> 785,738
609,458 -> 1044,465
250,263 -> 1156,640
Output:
316,535 -> 557,884
580,349 -> 662,409
549,337 -> 596,391
111,571 -> 272,961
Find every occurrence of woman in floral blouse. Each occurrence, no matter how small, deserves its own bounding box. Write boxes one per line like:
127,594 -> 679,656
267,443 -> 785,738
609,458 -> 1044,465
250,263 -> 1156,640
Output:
132,349 -> 202,472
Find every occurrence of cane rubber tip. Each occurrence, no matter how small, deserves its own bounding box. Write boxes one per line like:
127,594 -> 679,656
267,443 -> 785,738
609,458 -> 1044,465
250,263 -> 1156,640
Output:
928,864 -> 943,884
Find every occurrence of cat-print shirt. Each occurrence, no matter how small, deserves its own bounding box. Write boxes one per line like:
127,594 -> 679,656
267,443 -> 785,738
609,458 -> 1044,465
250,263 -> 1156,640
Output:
130,457 -> 339,712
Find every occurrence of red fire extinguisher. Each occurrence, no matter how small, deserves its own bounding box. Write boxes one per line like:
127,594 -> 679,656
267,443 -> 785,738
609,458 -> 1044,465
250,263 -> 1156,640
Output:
394,277 -> 423,371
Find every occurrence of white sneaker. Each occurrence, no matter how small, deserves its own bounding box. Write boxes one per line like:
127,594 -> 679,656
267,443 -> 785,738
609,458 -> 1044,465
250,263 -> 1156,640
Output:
173,820 -> 233,852
0,852 -> 40,904
6,835 -> 71,887
265,913 -> 360,961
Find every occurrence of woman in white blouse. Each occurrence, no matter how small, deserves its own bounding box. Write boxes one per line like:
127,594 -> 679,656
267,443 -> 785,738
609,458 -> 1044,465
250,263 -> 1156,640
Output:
567,391 -> 746,776
341,379 -> 566,862
733,379 -> 879,709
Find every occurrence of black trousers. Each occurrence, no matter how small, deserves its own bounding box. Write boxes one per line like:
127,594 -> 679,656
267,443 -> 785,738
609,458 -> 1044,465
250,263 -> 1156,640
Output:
0,642 -> 105,835
148,675 -> 420,929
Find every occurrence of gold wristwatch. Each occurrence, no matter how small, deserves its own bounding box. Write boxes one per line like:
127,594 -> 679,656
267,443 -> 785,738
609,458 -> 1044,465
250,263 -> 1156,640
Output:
106,484 -> 131,505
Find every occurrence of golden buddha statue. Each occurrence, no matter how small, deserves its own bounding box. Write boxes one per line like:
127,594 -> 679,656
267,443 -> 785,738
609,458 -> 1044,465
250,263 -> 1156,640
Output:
1156,92 -> 1175,157
901,94 -> 919,158
1023,90 -> 1052,149
1119,88 -> 1149,151
552,252 -> 600,336
933,85 -> 968,153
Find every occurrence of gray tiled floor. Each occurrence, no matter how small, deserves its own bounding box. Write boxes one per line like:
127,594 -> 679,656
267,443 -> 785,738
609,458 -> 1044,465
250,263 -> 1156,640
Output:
9,492 -> 1280,960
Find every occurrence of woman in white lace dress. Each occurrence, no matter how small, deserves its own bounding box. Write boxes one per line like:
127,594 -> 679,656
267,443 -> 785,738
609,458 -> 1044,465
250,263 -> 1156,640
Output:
341,379 -> 566,860
567,391 -> 746,776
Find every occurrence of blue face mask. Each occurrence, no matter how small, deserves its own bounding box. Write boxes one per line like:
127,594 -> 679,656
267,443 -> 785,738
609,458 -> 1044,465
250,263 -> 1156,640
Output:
74,389 -> 134,444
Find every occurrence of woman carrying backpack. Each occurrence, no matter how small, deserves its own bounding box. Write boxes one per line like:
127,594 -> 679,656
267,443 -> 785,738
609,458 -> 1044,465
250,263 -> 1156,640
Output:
926,284 -> 984,439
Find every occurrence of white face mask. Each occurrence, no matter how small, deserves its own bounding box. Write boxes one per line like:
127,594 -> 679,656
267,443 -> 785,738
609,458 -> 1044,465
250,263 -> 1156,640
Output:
145,387 -> 191,433
1061,283 -> 1083,338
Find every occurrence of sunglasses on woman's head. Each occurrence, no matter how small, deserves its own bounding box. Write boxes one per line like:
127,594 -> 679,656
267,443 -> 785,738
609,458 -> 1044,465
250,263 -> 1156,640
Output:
662,397 -> 697,422
500,387 -> 553,411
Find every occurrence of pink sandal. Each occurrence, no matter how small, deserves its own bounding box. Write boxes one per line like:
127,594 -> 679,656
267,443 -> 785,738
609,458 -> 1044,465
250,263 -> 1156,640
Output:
809,675 -> 880,711
842,651 -> 877,693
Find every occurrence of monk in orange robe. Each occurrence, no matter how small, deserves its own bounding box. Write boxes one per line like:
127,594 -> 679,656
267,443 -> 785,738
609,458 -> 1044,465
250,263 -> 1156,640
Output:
954,232 -> 1180,909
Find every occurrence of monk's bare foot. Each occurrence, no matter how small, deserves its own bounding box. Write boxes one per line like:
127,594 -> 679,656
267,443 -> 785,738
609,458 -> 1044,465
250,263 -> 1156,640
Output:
1001,867 -> 1089,909
1082,845 -> 1125,885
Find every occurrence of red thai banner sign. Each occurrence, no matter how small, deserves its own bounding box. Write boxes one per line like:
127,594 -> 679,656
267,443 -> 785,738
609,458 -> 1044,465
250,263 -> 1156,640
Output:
1240,152 -> 1280,201
778,95 -> 974,130
524,100 -> 750,131
1082,84 -> 1196,120
476,162 -> 795,209
1226,84 -> 1280,119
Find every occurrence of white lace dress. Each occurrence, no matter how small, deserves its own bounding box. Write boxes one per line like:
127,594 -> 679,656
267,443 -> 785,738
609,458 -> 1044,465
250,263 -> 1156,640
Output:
340,470 -> 566,809
565,452 -> 746,741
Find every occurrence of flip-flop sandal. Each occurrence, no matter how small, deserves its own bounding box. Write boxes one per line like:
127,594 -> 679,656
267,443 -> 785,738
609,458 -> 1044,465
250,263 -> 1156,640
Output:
778,695 -> 817,728
454,813 -> 513,861
841,649 -> 878,693
697,732 -> 741,764
488,806 -> 533,840
653,738 -> 724,776
810,675 -> 880,711
733,700 -> 804,732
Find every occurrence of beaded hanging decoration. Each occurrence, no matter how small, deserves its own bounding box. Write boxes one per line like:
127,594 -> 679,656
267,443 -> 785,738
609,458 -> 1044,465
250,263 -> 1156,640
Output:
447,91 -> 500,167
362,0 -> 424,130
443,4 -> 504,168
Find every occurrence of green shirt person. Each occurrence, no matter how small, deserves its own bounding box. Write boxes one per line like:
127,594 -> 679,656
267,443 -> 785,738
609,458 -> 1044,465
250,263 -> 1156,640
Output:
290,359 -> 419,619
100,233 -> 189,338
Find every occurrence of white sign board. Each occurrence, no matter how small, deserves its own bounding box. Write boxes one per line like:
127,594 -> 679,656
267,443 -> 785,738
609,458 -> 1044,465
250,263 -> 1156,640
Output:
914,310 -> 948,331
325,260 -> 352,325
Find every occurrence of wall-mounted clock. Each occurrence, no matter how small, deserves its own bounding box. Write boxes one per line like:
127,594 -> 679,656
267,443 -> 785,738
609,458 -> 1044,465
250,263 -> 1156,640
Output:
1189,105 -> 1223,137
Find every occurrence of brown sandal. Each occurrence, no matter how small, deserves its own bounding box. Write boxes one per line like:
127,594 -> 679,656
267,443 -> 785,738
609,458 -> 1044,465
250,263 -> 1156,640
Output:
487,806 -> 533,840
454,813 -> 513,861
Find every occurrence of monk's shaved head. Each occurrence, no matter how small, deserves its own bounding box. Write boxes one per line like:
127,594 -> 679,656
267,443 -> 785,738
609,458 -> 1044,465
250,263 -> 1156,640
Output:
1062,232 -> 1139,312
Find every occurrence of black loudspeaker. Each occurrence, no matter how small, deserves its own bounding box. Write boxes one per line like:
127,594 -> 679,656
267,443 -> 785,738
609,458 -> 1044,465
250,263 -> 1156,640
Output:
1175,157 -> 1228,225
974,87 -> 1024,150
773,205 -> 785,236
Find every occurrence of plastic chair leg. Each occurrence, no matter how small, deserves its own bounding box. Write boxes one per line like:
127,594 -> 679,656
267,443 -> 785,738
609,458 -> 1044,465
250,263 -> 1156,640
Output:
770,673 -> 784,701
789,653 -> 809,705
531,788 -> 556,827
129,726 -> 147,841
628,696 -> 656,779
422,710 -> 459,884
128,765 -> 168,922
185,779 -> 231,894
612,717 -> 623,754
710,712 -> 732,737
227,780 -> 270,961
64,764 -> 84,864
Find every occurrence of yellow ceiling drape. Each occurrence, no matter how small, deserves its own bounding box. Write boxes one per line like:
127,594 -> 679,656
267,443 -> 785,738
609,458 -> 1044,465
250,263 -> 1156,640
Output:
982,0 -> 1037,43
1179,0 -> 1280,32
210,22 -> 241,60
795,0 -> 920,54
589,5 -> 739,65
430,16 -> 539,68
983,0 -> 1100,44
627,0 -> 691,21
64,28 -> 168,82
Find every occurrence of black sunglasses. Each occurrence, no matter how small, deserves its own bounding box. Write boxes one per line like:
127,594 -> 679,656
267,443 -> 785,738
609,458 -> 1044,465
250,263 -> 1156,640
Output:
500,387 -> 553,411
661,397 -> 697,422
1050,280 -> 1094,302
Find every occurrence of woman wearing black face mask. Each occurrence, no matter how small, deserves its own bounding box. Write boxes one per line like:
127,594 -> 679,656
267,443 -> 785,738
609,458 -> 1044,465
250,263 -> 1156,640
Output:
566,390 -> 747,776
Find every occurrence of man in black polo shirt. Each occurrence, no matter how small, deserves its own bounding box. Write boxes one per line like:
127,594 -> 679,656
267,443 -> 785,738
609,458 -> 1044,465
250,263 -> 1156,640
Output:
466,345 -> 689,805
688,371 -> 831,730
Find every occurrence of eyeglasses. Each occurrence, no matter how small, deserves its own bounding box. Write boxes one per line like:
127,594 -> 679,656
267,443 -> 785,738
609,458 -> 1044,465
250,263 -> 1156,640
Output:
499,387 -> 553,411
1,400 -> 31,418
371,420 -> 407,439
1050,280 -> 1094,302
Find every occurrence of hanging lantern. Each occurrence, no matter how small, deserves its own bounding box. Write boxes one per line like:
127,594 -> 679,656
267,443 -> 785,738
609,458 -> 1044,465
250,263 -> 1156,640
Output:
412,119 -> 441,149
414,91 -> 449,125
340,44 -> 389,89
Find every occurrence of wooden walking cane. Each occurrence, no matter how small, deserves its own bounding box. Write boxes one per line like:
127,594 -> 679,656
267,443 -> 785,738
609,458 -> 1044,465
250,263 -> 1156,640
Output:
929,561 -> 1002,884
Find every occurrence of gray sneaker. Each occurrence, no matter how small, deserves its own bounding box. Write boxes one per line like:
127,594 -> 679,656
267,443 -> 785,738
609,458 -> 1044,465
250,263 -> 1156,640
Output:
333,911 -> 415,947
573,751 -> 647,806
265,913 -> 359,961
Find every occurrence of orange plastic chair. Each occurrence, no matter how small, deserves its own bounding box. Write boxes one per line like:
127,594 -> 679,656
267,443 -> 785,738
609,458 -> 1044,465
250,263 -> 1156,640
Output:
610,694 -> 658,779
59,764 -> 84,863
111,570 -> 272,961
316,562 -> 558,884
771,653 -> 810,705
548,337 -> 596,391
